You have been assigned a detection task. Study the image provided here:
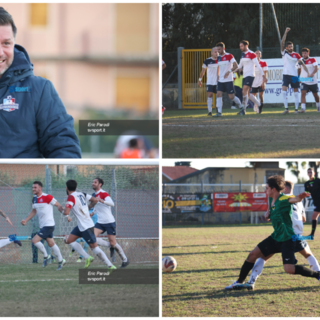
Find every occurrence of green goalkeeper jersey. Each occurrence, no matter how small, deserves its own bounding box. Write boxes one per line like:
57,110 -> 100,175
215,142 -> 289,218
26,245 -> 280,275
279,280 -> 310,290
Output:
269,193 -> 295,242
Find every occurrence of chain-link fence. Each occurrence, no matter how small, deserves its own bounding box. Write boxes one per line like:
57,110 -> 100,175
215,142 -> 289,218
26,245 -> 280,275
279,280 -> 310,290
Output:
0,164 -> 159,265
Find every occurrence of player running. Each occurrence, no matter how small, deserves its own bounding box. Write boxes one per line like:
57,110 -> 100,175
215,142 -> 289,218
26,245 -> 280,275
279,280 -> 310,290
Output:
250,50 -> 268,114
89,177 -> 129,268
63,179 -> 116,269
214,42 -> 242,117
0,208 -> 22,248
297,48 -> 320,113
233,40 -> 267,115
305,168 -> 320,238
234,180 -> 320,290
280,27 -> 309,114
225,175 -> 320,290
198,47 -> 220,116
21,181 -> 66,270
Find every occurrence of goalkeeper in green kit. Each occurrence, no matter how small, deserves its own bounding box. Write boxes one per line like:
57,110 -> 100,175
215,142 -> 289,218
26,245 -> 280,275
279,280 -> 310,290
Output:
225,175 -> 320,290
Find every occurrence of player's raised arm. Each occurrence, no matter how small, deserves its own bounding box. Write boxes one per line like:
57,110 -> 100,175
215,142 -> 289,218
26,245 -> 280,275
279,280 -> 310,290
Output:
281,27 -> 290,52
21,209 -> 37,225
288,192 -> 310,204
0,209 -> 13,227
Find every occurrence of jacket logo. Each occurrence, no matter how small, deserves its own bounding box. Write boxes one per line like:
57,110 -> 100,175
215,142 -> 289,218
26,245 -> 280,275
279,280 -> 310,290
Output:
0,95 -> 19,112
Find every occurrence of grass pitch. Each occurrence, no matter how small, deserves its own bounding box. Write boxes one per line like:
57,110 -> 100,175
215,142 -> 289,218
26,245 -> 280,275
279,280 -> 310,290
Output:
162,225 -> 320,317
162,106 -> 320,158
0,263 -> 158,317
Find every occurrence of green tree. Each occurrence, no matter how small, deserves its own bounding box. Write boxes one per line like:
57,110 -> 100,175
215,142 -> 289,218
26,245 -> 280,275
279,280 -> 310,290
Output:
286,161 -> 307,183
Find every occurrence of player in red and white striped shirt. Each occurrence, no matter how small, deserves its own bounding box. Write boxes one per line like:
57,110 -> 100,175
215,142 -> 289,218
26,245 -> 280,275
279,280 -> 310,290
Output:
63,179 -> 116,269
89,177 -> 129,268
280,27 -> 310,114
251,51 -> 268,114
297,48 -> 320,112
233,40 -> 267,115
21,181 -> 66,270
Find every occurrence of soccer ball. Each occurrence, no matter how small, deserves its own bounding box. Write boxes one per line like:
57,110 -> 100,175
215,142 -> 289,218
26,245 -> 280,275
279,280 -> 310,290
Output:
162,256 -> 177,273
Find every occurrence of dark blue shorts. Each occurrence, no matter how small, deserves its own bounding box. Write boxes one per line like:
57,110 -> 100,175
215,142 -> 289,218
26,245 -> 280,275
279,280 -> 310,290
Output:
314,206 -> 320,213
301,83 -> 318,93
282,74 -> 300,88
243,76 -> 255,88
37,226 -> 55,239
217,81 -> 235,94
206,85 -> 217,94
71,226 -> 97,244
251,86 -> 264,93
94,222 -> 116,235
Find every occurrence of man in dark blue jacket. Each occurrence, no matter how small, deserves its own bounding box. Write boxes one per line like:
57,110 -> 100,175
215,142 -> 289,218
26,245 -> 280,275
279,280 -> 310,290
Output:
0,7 -> 81,158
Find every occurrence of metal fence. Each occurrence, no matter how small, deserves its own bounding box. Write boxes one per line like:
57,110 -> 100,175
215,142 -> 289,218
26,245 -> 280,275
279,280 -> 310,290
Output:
0,164 -> 159,265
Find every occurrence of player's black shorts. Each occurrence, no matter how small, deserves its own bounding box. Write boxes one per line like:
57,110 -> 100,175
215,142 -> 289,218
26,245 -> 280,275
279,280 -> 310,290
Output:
257,235 -> 296,265
295,239 -> 308,252
71,226 -> 96,244
37,226 -> 55,239
94,222 -> 116,235
301,83 -> 318,93
251,86 -> 264,93
282,74 -> 300,89
313,205 -> 320,213
217,81 -> 235,94
242,76 -> 255,88
206,85 -> 217,94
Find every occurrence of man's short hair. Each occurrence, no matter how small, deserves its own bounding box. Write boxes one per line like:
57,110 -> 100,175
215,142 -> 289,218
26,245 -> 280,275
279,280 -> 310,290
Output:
267,175 -> 285,192
302,48 -> 310,53
94,177 -> 104,187
33,181 -> 43,188
308,167 -> 314,172
0,7 -> 17,37
216,42 -> 225,48
211,46 -> 217,51
240,40 -> 249,46
285,180 -> 294,192
286,41 -> 293,47
66,180 -> 77,191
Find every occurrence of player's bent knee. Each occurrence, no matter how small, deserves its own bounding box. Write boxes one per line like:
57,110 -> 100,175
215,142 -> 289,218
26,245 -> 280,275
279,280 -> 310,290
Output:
283,264 -> 295,274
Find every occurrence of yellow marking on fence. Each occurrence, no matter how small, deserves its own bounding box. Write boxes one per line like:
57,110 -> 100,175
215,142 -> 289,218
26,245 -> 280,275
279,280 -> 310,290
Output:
182,49 -> 216,109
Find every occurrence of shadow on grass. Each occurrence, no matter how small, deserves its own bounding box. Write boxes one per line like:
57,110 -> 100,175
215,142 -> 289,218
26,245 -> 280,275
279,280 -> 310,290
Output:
162,285 -> 319,302
169,265 -> 280,275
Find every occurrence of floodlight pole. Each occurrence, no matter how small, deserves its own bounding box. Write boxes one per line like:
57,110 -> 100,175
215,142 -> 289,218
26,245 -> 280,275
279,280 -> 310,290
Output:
271,3 -> 282,45
259,3 -> 263,54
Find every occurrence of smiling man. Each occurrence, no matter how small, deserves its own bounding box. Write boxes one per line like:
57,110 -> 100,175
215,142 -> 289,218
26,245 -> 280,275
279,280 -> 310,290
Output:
0,7 -> 81,158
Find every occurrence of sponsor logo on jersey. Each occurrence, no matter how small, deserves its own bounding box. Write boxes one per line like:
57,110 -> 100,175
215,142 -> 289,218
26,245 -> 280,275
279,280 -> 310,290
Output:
40,198 -> 43,202
0,95 -> 19,112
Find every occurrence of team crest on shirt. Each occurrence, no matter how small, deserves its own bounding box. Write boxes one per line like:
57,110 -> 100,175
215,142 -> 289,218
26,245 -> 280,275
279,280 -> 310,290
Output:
0,95 -> 19,112
39,198 -> 43,202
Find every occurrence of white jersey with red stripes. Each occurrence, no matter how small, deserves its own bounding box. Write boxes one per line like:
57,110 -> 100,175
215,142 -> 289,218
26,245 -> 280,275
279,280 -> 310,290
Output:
238,49 -> 264,78
66,191 -> 94,232
298,57 -> 318,85
202,57 -> 219,85
92,189 -> 115,224
252,60 -> 268,88
281,50 -> 302,76
32,193 -> 57,228
218,52 -> 235,83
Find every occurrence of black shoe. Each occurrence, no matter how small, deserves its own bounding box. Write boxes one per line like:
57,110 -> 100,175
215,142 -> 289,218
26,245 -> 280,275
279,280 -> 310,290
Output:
207,112 -> 212,116
120,259 -> 130,268
259,103 -> 263,114
110,247 -> 115,258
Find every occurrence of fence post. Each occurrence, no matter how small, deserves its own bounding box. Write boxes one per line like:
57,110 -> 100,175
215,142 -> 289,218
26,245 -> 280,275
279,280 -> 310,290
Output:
239,180 -> 241,192
202,212 -> 204,225
178,47 -> 184,109
45,165 -> 51,194
201,180 -> 203,193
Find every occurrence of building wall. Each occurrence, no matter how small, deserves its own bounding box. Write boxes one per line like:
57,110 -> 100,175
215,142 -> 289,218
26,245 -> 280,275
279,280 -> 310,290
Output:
3,3 -> 159,118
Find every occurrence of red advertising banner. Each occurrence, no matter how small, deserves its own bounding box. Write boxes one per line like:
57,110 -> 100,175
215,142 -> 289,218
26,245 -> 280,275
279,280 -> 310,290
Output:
213,192 -> 268,212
